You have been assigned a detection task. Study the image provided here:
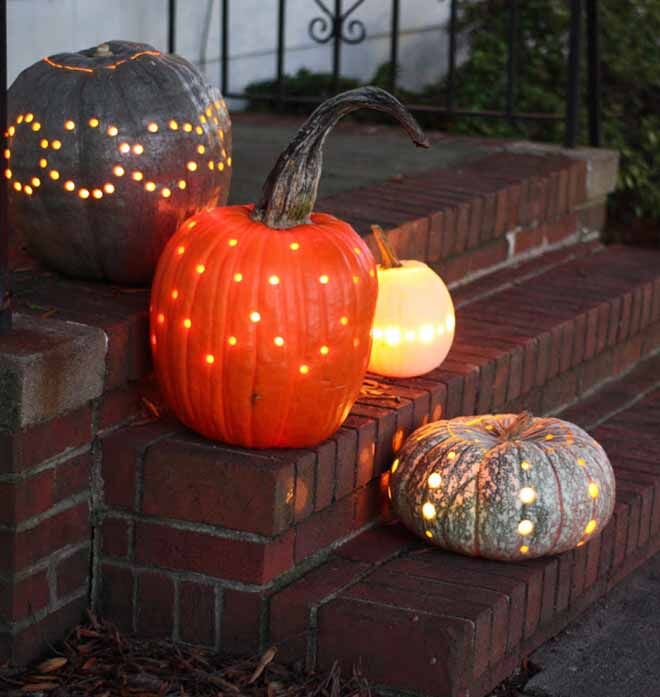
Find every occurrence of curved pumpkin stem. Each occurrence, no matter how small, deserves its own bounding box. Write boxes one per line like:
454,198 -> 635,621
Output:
500,411 -> 534,440
371,225 -> 403,268
251,86 -> 430,230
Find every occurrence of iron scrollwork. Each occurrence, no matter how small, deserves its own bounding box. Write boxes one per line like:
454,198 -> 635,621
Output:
309,0 -> 367,45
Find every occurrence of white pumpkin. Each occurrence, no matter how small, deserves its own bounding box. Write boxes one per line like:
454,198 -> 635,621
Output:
368,225 -> 455,378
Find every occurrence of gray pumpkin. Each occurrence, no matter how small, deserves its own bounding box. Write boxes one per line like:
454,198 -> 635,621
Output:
6,40 -> 232,284
390,412 -> 615,560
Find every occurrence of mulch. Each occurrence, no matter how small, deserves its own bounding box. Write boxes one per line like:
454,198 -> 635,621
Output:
0,613 -> 372,697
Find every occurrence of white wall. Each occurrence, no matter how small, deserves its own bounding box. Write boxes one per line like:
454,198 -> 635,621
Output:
8,0 -> 452,104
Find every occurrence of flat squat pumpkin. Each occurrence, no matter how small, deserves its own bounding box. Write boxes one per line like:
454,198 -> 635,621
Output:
6,40 -> 231,284
150,87 -> 429,448
390,412 -> 615,560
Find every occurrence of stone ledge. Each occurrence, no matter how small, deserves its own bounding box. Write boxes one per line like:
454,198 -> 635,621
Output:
0,314 -> 106,431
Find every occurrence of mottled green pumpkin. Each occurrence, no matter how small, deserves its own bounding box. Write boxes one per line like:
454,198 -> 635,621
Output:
390,412 -> 615,560
6,40 -> 232,284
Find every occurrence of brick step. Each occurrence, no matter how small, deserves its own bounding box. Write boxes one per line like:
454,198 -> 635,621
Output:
262,353 -> 660,697
94,243 -> 660,655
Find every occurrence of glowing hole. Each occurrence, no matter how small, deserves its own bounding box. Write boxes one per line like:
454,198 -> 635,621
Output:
195,264 -> 206,274
340,316 -> 349,326
233,273 -> 243,282
425,530 -> 433,539
269,275 -> 280,285
420,324 -> 435,344
78,188 -> 90,199
2,149 -> 9,159
103,183 -> 115,194
64,181 -> 75,192
31,122 -> 41,132
227,157 -> 232,167
290,242 -> 300,251
353,275 -> 360,284
205,354 -> 215,365
577,458 -> 586,466
147,122 -> 158,133
113,166 -> 125,177
299,364 -> 310,375
320,345 -> 329,355
228,238 -> 238,247
250,312 -> 261,323
8,126 -> 14,136
319,275 -> 329,284
385,328 -> 401,346
177,246 -> 186,255
447,451 -> 457,460
228,336 -> 237,346
545,434 -> 554,441
65,120 -> 75,130
183,123 -> 192,132
208,160 -> 214,170
40,139 -> 49,149
199,115 -> 207,124
218,162 -> 224,171
15,116 -> 23,124
521,461 -> 531,470
183,318 -> 192,329
25,113 -> 33,123
119,143 -> 130,154
519,487 -> 537,504
588,483 -> 599,499
39,158 -> 47,168
171,290 -> 179,300
13,182 -> 21,191
520,545 -> 530,554
518,519 -> 534,536
51,140 -> 62,151
178,180 -> 186,190
197,145 -> 206,154
391,458 -> 399,474
274,336 -> 285,347
162,188 -> 171,198
195,126 -> 203,135
353,338 -> 360,348
157,313 -> 165,324
133,144 -> 144,155
151,335 -> 156,346
188,221 -> 197,229
205,106 -> 212,117
49,170 -> 60,180
145,181 -> 156,192
31,177 -> 40,187
132,171 -> 144,181
107,126 -> 118,137
92,189 -> 103,199
88,118 -> 99,128
428,472 -> 442,489
187,161 -> 197,172
24,185 -> 33,195
3,169 -> 10,180
169,120 -> 179,130
422,502 -> 437,520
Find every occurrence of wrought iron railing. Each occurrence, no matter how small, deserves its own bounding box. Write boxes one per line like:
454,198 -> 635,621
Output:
0,0 -> 602,336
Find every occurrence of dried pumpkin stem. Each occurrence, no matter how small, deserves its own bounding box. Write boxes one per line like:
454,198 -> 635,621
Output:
371,225 -> 403,268
251,86 -> 430,230
501,411 -> 534,440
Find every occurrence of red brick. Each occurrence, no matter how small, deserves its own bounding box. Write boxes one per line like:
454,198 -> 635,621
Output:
569,160 -> 587,207
127,310 -> 152,381
223,588 -> 263,655
353,479 -> 385,529
136,570 -> 174,639
180,581 -> 216,647
100,517 -> 130,558
0,405 -> 92,475
97,385 -> 144,432
135,521 -> 295,585
0,570 -> 50,623
0,469 -> 54,525
343,414 -> 376,487
584,535 -> 601,590
555,552 -> 572,613
103,320 -> 130,390
612,501 -> 630,569
337,523 -> 417,565
98,563 -> 134,633
294,451 -> 316,523
56,546 -> 89,599
545,213 -> 578,245
294,495 -> 355,563
351,402 -> 396,478
315,440 -> 337,511
570,543 -> 587,603
55,452 -> 90,503
332,428 -> 357,500
616,477 -> 654,547
514,227 -> 542,256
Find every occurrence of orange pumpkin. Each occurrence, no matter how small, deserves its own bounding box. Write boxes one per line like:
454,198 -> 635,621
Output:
150,87 -> 429,448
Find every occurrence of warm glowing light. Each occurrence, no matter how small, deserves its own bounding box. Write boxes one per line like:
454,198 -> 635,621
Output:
188,221 -> 197,229
151,334 -> 157,346
205,106 -> 212,117
545,434 -> 554,441
588,483 -> 599,499
233,273 -> 243,282
425,530 -> 433,539
227,157 -> 232,166
195,264 -> 206,274
169,120 -> 179,130
228,336 -> 237,346
187,161 -> 198,172
103,183 -> 115,194
15,116 -> 23,124
391,458 -> 399,473
422,502 -> 437,520
290,242 -> 300,251
420,324 -> 435,343
31,177 -> 40,187
49,170 -> 60,180
274,336 -> 285,347
177,246 -> 186,255
145,181 -> 156,192
250,311 -> 261,323
183,318 -> 192,329
92,189 -> 103,199
40,139 -> 49,149
372,328 -> 383,340
162,188 -> 171,198
520,545 -> 529,554
208,160 -> 214,170
13,182 -> 21,191
107,126 -> 119,136
113,165 -> 125,177
197,145 -> 206,154
64,181 -> 75,192
24,185 -> 33,195
205,354 -> 215,365
577,458 -> 586,466
585,519 -> 597,534
3,168 -> 11,180
269,275 -> 280,285
218,162 -> 224,171
88,118 -> 99,128
157,313 -> 165,324
25,113 -> 33,123
119,143 -> 130,154
183,122 -> 192,132
39,158 -> 47,168
353,338 -> 360,348
353,275 -> 360,284
78,188 -> 90,199
436,324 -> 445,336
446,315 -> 456,332
133,144 -> 144,155
2,149 -> 9,159
178,180 -> 186,189
320,345 -> 329,355
132,171 -> 144,181
340,316 -> 349,326
319,274 -> 329,284
299,364 -> 310,375
521,461 -> 531,470
447,451 -> 456,460
65,120 -> 75,131
32,122 -> 41,132
228,238 -> 238,247
519,487 -> 537,504
171,290 -> 179,300
405,330 -> 416,341
518,520 -> 534,536
8,126 -> 15,136
51,140 -> 62,150
199,115 -> 207,124
195,125 -> 203,135
147,122 -> 158,133
428,472 -> 442,489
385,327 -> 402,346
